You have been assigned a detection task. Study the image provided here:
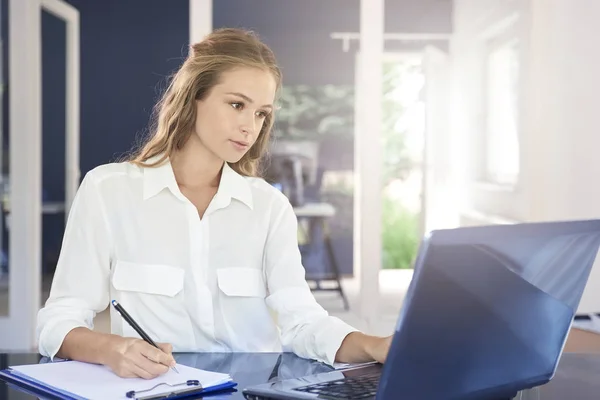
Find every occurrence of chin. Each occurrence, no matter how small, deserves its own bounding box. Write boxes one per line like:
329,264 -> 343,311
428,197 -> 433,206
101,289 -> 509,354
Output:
222,153 -> 246,164
218,143 -> 251,164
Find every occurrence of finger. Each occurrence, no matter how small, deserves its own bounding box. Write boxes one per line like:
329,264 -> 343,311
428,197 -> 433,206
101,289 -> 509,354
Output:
115,358 -> 156,379
139,342 -> 175,368
132,352 -> 169,377
128,359 -> 159,380
157,342 -> 173,355
157,343 -> 176,366
112,365 -> 137,379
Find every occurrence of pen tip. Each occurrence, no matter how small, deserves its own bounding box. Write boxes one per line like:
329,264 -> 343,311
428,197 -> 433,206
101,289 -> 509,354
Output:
111,299 -> 117,306
173,366 -> 180,374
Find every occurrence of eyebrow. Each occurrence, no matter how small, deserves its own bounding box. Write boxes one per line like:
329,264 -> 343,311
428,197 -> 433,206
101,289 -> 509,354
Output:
226,92 -> 273,110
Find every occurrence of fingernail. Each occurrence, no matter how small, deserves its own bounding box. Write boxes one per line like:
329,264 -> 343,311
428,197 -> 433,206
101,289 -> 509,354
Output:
170,361 -> 176,367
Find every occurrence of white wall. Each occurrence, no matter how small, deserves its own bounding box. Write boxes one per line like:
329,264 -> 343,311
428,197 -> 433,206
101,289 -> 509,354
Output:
451,0 -> 530,223
452,0 -> 600,313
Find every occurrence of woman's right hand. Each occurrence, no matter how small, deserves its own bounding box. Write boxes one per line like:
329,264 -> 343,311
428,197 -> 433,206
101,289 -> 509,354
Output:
104,336 -> 177,379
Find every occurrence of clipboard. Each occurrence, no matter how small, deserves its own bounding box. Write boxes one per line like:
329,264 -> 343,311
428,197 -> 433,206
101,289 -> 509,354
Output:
125,379 -> 237,400
0,367 -> 85,400
0,364 -> 237,400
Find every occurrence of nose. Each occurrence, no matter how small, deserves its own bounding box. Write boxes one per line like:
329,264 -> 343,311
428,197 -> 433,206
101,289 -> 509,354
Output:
240,113 -> 257,137
240,126 -> 252,136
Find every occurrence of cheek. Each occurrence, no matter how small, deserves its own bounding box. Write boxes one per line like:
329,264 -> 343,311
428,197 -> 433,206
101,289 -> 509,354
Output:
257,117 -> 268,133
251,124 -> 264,145
195,108 -> 230,139
194,118 -> 209,139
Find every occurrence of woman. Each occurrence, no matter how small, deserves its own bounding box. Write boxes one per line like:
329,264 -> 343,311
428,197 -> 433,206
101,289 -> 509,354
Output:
37,28 -> 391,380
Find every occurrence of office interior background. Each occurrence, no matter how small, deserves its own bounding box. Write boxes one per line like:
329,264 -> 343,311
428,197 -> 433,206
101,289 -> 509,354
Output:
1,0 -> 600,351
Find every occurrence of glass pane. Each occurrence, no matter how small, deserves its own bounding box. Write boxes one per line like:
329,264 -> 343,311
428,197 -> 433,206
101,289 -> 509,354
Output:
381,57 -> 425,271
41,9 -> 67,307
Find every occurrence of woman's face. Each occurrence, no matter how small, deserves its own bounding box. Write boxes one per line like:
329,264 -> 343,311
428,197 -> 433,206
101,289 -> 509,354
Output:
192,66 -> 277,164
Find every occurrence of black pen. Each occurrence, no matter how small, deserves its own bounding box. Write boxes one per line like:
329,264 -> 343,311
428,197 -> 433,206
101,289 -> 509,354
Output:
111,299 -> 179,374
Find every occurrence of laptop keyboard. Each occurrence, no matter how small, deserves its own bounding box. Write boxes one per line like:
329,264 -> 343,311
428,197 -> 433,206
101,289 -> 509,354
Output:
292,372 -> 379,399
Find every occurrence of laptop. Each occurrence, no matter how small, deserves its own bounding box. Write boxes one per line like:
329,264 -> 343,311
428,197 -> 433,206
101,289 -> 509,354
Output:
243,219 -> 600,400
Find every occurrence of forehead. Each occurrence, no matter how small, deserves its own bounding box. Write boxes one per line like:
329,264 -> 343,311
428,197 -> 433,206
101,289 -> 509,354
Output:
213,67 -> 277,101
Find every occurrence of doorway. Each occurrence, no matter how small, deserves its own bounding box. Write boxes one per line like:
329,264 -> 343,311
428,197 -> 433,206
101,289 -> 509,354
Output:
380,53 -> 425,271
0,0 -> 79,351
380,46 -> 454,274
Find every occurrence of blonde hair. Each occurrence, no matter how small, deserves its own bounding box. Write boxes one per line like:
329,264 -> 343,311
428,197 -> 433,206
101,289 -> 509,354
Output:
128,28 -> 282,176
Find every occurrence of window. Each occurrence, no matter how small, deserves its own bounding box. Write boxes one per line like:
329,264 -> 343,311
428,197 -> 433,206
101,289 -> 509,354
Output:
483,36 -> 520,186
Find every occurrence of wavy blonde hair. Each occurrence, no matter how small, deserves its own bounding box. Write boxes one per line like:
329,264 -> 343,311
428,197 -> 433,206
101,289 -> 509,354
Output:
128,28 -> 282,176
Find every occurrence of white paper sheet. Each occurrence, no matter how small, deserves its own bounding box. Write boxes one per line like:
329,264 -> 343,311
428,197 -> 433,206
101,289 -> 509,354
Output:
10,360 -> 232,400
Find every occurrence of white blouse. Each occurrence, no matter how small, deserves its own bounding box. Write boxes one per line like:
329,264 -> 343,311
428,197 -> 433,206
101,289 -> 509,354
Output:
36,158 -> 357,366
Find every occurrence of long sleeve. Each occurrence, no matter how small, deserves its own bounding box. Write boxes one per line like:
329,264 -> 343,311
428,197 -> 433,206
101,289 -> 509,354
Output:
264,196 -> 358,366
36,171 -> 113,359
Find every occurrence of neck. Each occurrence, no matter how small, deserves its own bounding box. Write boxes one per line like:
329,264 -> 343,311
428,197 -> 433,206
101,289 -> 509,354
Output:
170,137 -> 223,190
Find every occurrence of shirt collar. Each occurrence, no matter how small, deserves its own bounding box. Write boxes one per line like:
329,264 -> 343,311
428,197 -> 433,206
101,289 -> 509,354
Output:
142,155 -> 180,201
142,155 -> 253,210
216,162 -> 254,210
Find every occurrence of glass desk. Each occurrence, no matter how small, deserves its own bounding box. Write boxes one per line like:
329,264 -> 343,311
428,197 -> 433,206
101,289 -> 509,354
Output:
1,351 -> 600,399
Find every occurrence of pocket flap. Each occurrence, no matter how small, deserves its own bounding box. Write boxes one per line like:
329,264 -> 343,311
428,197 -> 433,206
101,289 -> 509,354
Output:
217,268 -> 266,297
112,261 -> 184,297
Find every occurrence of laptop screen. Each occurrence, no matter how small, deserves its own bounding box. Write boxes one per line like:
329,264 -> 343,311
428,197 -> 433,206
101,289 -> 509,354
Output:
378,220 -> 600,399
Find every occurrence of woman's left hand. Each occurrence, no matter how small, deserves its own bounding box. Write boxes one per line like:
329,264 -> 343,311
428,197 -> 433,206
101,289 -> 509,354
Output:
366,335 -> 393,364
336,332 -> 394,364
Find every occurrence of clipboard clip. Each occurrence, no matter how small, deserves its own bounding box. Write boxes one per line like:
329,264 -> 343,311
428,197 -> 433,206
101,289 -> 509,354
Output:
125,379 -> 202,400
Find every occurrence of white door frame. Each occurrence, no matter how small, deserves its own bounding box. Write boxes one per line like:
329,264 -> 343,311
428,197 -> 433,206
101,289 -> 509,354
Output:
189,0 -> 212,44
0,0 -> 79,351
43,0 -> 81,216
354,0 -> 384,330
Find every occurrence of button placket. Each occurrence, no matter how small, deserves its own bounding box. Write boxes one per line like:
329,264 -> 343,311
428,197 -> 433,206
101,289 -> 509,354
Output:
187,202 -> 215,341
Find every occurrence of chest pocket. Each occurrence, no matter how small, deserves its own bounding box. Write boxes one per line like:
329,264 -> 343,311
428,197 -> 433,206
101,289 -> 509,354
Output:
112,261 -> 185,297
111,260 -> 195,349
216,267 -> 279,350
216,267 -> 267,298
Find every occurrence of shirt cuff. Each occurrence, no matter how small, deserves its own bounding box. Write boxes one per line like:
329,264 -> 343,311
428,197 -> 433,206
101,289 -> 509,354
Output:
316,317 -> 361,366
39,319 -> 89,361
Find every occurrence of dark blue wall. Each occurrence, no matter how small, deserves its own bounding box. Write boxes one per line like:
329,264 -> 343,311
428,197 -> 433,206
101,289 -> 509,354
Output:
40,11 -> 67,271
64,0 -> 189,175
42,11 -> 66,203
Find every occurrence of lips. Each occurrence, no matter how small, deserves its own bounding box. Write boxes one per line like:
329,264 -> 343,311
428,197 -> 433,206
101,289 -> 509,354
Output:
229,140 -> 250,151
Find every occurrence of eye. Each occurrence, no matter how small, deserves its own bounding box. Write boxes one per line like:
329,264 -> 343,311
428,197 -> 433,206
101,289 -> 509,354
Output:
256,110 -> 269,119
230,102 -> 244,110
